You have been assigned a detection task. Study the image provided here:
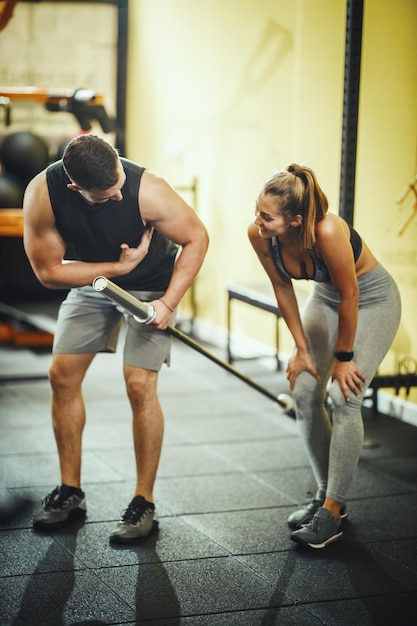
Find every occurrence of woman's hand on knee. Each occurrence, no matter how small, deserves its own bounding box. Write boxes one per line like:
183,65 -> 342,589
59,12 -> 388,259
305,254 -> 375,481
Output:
332,360 -> 366,401
286,350 -> 319,390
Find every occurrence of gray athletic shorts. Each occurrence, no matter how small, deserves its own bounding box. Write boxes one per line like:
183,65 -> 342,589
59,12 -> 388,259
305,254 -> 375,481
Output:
53,286 -> 174,371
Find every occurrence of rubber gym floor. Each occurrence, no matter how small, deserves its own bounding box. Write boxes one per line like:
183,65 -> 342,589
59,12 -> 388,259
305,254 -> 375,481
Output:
1,309 -> 417,625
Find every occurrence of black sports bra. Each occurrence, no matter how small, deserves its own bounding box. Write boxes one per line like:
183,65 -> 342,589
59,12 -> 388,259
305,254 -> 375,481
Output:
271,222 -> 362,283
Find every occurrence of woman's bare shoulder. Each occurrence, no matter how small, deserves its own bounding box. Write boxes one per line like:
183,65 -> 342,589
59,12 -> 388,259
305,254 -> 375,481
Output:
315,212 -> 349,240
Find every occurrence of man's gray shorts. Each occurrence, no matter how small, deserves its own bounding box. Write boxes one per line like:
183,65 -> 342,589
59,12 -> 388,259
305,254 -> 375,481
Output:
53,286 -> 174,371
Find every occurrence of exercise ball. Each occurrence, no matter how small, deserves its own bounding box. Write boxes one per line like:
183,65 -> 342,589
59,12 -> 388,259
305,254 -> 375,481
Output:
0,173 -> 24,208
0,132 -> 49,182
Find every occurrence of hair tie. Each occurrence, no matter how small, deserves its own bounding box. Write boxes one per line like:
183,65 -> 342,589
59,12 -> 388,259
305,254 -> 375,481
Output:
159,298 -> 174,313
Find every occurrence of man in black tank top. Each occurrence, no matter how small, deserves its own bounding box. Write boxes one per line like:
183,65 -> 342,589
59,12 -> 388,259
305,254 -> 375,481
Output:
23,134 -> 209,543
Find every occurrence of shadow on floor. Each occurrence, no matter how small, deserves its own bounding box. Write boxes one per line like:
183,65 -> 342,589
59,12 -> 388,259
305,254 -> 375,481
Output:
1,326 -> 417,625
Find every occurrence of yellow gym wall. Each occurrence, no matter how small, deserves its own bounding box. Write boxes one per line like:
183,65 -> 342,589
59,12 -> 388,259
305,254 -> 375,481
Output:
126,0 -> 346,343
126,0 -> 417,405
355,0 -> 417,394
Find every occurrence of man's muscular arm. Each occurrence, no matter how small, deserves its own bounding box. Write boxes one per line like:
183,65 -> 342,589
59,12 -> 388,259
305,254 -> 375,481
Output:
139,171 -> 209,325
23,171 -> 152,289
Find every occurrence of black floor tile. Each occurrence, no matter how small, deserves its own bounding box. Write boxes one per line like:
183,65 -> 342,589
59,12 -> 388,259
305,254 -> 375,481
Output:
241,539 -> 417,603
300,593 -> 417,626
0,569 -> 136,625
342,494 -> 417,542
52,518 -> 229,569
95,556 -> 289,621
138,605 -> 325,626
155,472 -> 292,516
182,507 -> 294,554
1,336 -> 417,625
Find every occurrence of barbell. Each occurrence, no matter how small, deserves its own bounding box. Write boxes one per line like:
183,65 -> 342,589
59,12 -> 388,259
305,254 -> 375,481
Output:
92,276 -> 295,415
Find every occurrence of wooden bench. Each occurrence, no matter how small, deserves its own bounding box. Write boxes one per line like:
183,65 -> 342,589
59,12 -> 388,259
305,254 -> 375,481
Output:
0,207 -> 24,237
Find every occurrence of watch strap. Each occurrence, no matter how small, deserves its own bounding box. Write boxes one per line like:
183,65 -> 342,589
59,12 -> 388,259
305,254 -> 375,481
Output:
334,350 -> 354,362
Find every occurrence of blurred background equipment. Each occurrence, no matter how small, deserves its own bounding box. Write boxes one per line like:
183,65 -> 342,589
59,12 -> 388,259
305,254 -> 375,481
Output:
396,176 -> 417,237
0,0 -> 18,33
0,130 -> 51,299
0,172 -> 24,208
0,130 -> 49,185
0,87 -> 115,134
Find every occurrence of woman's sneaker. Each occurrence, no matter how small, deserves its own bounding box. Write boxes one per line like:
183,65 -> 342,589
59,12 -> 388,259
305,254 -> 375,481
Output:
33,485 -> 86,530
288,489 -> 347,530
109,495 -> 159,544
290,507 -> 343,548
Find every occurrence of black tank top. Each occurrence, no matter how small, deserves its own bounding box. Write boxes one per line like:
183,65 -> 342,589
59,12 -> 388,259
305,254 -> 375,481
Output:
46,157 -> 178,290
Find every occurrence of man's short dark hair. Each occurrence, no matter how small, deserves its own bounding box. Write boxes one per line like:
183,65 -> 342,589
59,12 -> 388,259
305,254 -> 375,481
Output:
62,134 -> 120,191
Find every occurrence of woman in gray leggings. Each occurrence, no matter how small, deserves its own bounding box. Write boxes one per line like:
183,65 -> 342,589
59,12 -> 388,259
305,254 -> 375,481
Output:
248,163 -> 401,549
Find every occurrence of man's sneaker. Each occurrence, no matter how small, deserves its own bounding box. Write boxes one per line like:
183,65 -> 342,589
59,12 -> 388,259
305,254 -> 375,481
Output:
290,507 -> 343,548
33,485 -> 86,530
109,495 -> 159,544
288,489 -> 347,529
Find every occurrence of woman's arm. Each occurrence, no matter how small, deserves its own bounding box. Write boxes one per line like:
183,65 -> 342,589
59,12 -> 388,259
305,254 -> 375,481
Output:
315,214 -> 366,399
248,222 -> 319,387
316,215 -> 359,351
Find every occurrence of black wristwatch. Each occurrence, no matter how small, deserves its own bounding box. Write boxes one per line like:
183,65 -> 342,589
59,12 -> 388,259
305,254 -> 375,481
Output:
334,350 -> 354,362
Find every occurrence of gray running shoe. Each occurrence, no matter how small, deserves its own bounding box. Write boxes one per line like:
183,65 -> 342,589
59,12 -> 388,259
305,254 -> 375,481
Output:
109,495 -> 159,544
290,507 -> 343,548
288,489 -> 347,529
33,485 -> 86,530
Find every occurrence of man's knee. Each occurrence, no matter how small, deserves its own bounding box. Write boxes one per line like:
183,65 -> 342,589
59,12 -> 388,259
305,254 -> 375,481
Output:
124,366 -> 158,401
49,354 -> 93,391
49,359 -> 69,391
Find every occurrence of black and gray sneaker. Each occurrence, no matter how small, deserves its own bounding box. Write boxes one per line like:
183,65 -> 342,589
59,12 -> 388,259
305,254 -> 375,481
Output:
33,484 -> 86,530
290,507 -> 343,548
109,495 -> 159,544
288,489 -> 347,530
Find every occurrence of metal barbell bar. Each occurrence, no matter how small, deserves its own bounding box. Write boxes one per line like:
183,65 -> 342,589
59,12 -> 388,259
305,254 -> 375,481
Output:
92,276 -> 294,414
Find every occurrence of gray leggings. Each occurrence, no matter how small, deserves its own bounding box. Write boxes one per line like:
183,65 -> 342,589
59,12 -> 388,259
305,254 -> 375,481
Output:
292,264 -> 401,503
